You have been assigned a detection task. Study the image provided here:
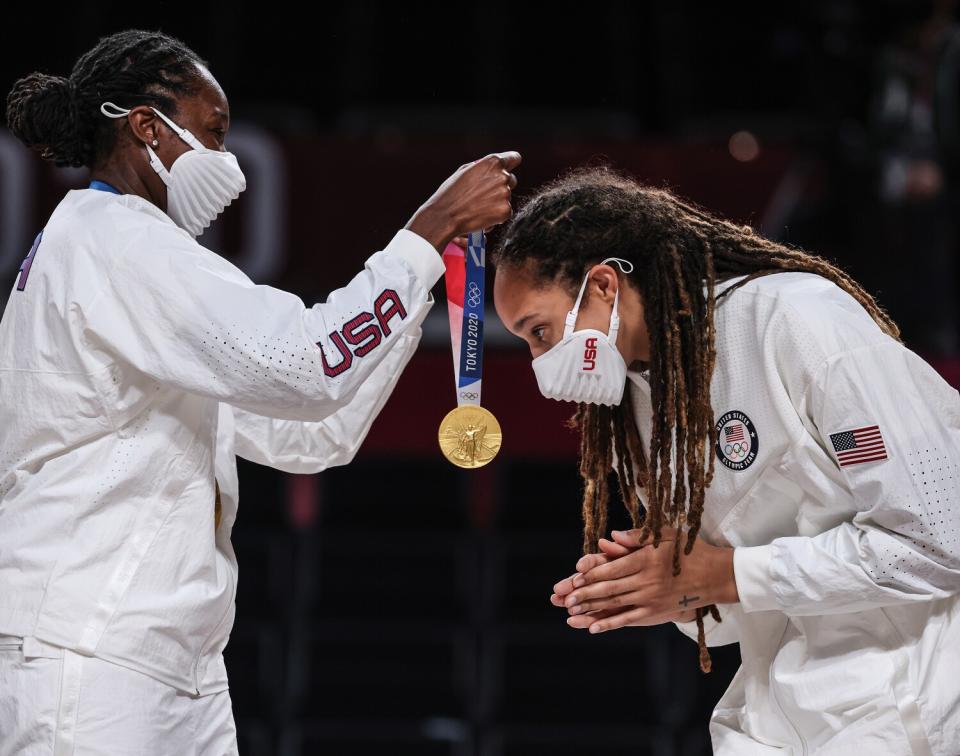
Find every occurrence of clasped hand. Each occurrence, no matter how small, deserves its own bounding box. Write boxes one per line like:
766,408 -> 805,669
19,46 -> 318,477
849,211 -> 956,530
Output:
550,527 -> 739,634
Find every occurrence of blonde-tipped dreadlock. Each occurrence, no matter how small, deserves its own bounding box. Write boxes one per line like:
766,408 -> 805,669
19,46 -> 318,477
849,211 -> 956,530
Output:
491,165 -> 901,673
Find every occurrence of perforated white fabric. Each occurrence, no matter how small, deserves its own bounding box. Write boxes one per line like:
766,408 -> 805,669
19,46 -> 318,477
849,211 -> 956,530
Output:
0,187 -> 443,695
617,270 -> 960,754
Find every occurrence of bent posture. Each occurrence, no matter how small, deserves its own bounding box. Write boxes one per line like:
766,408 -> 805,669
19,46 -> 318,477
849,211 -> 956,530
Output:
492,166 -> 960,755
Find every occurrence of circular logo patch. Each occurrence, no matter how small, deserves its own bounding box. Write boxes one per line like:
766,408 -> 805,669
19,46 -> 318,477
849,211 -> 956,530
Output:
715,410 -> 759,471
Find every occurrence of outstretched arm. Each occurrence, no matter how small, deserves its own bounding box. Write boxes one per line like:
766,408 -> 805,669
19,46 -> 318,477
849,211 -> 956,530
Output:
79,152 -> 520,422
81,223 -> 441,422
227,298 -> 429,473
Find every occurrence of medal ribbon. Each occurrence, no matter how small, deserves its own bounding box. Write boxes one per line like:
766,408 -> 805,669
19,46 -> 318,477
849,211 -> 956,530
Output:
442,231 -> 486,407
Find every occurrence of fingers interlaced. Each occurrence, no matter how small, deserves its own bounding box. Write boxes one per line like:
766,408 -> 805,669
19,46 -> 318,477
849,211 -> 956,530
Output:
611,526 -> 679,549
564,575 -> 641,611
550,526 -> 693,633
552,571 -> 583,596
566,607 -> 624,629
597,537 -> 631,558
575,553 -> 609,574
579,548 -> 648,585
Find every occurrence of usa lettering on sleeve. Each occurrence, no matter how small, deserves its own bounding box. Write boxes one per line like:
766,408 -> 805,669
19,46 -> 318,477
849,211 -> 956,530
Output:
317,288 -> 407,377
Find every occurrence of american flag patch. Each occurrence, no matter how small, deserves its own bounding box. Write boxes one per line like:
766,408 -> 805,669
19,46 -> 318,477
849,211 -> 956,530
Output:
829,425 -> 888,467
724,424 -> 744,442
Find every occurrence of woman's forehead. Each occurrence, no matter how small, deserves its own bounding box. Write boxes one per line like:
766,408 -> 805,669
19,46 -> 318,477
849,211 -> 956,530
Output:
183,65 -> 229,118
494,264 -> 570,318
494,261 -> 538,300
495,260 -> 571,297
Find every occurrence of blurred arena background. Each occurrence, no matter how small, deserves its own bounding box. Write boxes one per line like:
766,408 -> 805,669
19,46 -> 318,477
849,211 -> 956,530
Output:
3,2 -> 960,754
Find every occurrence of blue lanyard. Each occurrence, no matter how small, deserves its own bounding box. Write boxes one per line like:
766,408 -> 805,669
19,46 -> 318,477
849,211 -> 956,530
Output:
458,231 -> 485,391
88,179 -> 122,195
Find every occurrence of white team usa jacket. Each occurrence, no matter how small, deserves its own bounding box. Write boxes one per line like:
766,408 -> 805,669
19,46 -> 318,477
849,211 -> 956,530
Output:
624,271 -> 960,755
0,187 -> 443,694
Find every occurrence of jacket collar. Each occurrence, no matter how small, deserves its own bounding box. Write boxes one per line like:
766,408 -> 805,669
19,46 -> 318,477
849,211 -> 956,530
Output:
623,273 -> 749,398
626,366 -> 651,395
71,187 -> 180,231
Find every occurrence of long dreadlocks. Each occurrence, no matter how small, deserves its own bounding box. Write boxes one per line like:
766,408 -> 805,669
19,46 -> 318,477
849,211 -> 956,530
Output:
491,165 -> 901,672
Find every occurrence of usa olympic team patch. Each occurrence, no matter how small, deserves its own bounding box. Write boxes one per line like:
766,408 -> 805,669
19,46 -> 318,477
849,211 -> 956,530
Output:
715,410 -> 759,471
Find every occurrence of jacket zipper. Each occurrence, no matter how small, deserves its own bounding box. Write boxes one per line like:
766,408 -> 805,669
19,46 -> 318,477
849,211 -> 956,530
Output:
193,549 -> 237,694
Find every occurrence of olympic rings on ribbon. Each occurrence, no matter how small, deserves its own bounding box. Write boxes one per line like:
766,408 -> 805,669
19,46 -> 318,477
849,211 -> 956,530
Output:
467,282 -> 483,307
459,392 -> 479,400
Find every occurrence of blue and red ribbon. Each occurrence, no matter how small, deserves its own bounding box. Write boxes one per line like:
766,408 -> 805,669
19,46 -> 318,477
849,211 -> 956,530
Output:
442,231 -> 486,406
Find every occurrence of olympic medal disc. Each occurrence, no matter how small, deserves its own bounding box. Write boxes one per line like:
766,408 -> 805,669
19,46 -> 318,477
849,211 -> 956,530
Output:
437,405 -> 502,469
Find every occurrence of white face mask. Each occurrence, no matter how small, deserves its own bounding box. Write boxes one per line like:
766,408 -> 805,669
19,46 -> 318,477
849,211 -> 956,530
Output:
100,101 -> 247,238
531,257 -> 634,406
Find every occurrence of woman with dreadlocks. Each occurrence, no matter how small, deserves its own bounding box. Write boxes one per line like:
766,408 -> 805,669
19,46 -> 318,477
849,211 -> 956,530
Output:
492,165 -> 960,754
0,29 -> 518,753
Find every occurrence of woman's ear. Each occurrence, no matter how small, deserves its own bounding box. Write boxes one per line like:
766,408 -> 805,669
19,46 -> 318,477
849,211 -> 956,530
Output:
588,264 -> 620,304
127,105 -> 163,147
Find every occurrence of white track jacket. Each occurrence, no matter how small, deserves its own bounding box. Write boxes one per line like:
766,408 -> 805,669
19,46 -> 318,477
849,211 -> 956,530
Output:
625,271 -> 960,755
0,187 -> 443,695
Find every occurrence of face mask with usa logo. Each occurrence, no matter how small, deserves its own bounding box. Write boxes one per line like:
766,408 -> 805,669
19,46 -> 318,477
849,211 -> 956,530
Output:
531,257 -> 632,405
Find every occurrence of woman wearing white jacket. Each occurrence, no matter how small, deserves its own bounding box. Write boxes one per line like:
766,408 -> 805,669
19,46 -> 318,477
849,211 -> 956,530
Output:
0,29 -> 518,755
492,166 -> 960,755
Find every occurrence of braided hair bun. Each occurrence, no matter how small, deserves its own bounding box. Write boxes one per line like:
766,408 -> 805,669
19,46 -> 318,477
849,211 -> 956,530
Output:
5,29 -> 209,169
6,72 -> 83,167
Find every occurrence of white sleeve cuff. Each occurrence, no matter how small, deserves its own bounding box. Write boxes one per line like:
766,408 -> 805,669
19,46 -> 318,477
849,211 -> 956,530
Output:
673,616 -> 707,643
382,228 -> 445,289
671,603 -> 739,647
733,544 -> 780,613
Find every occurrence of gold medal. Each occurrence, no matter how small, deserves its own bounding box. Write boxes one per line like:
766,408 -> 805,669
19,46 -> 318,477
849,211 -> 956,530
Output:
437,404 -> 502,469
440,231 -> 502,469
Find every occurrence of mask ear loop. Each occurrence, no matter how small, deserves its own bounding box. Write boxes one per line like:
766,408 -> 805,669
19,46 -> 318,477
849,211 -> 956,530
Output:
100,101 -> 205,151
565,257 -> 635,341
148,107 -> 208,152
100,102 -> 131,119
600,257 -> 633,346
601,256 -> 635,274
563,271 -> 592,338
608,285 -> 622,346
99,102 -> 181,185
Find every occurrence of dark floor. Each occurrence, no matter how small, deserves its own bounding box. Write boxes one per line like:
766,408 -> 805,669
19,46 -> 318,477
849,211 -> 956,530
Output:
226,456 -> 741,756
